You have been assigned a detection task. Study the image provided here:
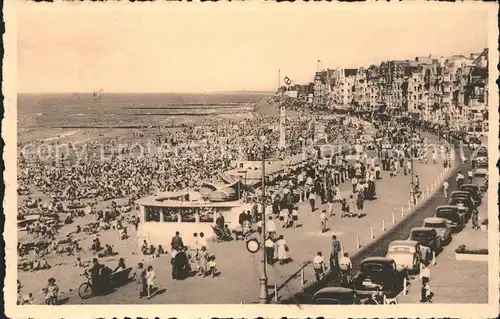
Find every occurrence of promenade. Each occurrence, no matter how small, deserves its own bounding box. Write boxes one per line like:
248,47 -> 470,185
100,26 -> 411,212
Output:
56,131 -> 451,304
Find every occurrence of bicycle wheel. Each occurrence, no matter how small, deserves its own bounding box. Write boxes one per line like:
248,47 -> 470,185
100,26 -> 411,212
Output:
78,282 -> 92,299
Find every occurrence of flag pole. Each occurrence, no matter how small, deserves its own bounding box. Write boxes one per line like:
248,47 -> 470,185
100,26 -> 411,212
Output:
278,68 -> 281,91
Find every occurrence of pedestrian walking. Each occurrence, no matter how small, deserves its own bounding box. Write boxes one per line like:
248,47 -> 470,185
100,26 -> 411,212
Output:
198,246 -> 209,276
340,198 -> 349,218
145,265 -> 156,299
326,187 -> 334,215
320,209 -> 328,233
291,206 -> 298,229
309,190 -> 316,212
330,235 -> 341,276
406,160 -> 412,175
351,176 -> 358,193
339,252 -> 352,285
313,252 -> 326,282
266,216 -> 276,239
467,169 -> 474,184
456,171 -> 464,188
420,262 -> 431,285
420,263 -> 431,303
279,208 -> 288,228
264,236 -> 275,264
276,235 -> 289,265
356,192 -> 364,217
443,180 -> 449,197
472,208 -> 479,230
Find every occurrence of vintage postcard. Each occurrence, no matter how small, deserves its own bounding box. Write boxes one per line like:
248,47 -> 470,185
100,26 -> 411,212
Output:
3,2 -> 499,318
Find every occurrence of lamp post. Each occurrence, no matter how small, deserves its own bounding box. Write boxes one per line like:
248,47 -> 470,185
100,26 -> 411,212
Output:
258,137 -> 269,304
410,119 -> 417,205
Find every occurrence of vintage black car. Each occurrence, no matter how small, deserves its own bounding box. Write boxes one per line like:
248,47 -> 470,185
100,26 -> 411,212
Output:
435,205 -> 466,232
460,184 -> 482,204
312,287 -> 361,305
352,257 -> 407,297
451,190 -> 477,207
423,217 -> 453,246
408,227 -> 443,253
448,196 -> 473,220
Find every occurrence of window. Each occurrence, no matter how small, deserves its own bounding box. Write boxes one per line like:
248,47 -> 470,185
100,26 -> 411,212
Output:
162,207 -> 178,222
145,206 -> 161,222
181,208 -> 196,223
199,207 -> 215,223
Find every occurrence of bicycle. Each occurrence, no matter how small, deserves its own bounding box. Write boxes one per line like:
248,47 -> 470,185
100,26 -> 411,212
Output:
78,272 -> 93,299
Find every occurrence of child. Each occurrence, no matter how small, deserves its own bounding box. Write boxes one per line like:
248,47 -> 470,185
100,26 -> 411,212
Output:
341,198 -> 349,218
320,210 -> 328,233
207,255 -> 217,278
443,180 -> 449,197
24,293 -> 35,305
291,207 -> 298,229
44,278 -> 59,305
145,265 -> 156,299
279,208 -> 288,228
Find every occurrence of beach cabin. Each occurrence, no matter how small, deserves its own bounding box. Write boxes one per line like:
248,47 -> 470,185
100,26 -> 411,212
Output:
224,160 -> 284,186
135,191 -> 251,247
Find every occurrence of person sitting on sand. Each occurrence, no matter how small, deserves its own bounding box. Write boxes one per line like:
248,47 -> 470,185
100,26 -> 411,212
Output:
141,240 -> 148,255
148,245 -> 156,256
156,245 -> 165,257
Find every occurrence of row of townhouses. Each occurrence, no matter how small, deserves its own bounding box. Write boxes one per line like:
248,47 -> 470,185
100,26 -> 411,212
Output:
283,48 -> 489,131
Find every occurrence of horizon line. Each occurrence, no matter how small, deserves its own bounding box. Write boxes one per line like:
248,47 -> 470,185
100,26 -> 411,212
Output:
17,90 -> 276,95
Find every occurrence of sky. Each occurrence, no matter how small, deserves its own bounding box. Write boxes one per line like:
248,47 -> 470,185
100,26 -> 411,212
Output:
17,3 -> 492,93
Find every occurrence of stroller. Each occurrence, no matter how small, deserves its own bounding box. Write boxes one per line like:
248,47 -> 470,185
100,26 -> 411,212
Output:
211,225 -> 232,242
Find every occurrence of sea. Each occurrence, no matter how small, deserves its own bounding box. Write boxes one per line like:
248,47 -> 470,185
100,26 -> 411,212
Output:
17,92 -> 272,129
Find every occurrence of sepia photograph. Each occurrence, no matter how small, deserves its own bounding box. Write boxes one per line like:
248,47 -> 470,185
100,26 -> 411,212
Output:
4,2 -> 499,318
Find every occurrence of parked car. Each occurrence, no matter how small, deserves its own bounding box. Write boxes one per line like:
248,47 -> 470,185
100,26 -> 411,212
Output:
385,240 -> 426,274
352,257 -> 407,297
460,184 -> 482,204
312,287 -> 361,305
468,137 -> 481,150
435,205 -> 466,232
448,197 -> 473,220
408,227 -> 442,253
422,217 -> 452,245
474,162 -> 488,176
451,190 -> 477,208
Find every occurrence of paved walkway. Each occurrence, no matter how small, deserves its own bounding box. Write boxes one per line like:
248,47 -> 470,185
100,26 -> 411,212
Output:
398,177 -> 488,304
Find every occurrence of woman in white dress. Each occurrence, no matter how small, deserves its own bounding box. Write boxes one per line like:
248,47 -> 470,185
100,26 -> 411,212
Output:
334,185 -> 342,203
276,235 -> 289,265
145,265 -> 156,299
